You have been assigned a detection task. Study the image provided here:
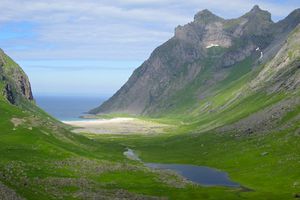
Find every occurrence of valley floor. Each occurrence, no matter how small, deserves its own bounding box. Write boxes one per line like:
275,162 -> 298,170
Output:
61,116 -> 300,200
1,99 -> 299,200
63,117 -> 172,135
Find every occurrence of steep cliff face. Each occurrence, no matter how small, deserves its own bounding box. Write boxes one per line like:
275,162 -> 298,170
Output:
91,6 -> 300,116
250,25 -> 300,92
0,49 -> 33,105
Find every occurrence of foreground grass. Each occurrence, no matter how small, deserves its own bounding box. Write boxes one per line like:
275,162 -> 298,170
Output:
83,89 -> 300,199
88,120 -> 299,200
1,94 -> 299,199
0,98 -> 249,200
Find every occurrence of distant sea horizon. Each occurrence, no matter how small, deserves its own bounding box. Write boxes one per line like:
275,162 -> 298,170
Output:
35,95 -> 107,121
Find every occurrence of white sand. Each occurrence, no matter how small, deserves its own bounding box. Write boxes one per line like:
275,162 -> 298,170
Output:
63,118 -> 170,135
63,118 -> 135,127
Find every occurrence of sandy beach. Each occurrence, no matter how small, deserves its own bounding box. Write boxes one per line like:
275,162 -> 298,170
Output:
63,117 -> 170,135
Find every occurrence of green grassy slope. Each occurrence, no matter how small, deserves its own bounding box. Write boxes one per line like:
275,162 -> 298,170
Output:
93,114 -> 299,199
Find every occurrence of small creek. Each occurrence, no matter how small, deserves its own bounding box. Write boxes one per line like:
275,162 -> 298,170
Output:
124,148 -> 240,187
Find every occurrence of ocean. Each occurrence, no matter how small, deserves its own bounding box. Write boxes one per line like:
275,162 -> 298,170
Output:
35,95 -> 106,121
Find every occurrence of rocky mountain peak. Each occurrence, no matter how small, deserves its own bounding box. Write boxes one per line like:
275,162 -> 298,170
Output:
243,5 -> 273,22
250,5 -> 262,13
91,7 -> 300,116
234,5 -> 274,37
194,9 -> 224,24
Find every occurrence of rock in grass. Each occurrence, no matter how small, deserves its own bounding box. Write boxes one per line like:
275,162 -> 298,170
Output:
261,152 -> 269,156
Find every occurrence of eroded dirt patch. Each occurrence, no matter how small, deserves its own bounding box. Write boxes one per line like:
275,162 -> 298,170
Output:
10,118 -> 25,127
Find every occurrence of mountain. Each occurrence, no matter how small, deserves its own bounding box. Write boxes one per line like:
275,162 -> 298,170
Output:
90,6 -> 300,118
0,49 -> 33,105
0,49 -> 79,199
87,7 -> 300,198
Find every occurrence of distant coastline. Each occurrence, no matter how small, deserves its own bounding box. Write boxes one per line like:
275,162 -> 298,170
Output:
35,95 -> 107,121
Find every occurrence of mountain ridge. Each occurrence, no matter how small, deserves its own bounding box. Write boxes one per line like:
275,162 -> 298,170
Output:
90,6 -> 300,118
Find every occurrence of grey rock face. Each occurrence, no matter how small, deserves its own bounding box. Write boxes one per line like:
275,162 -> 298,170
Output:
0,49 -> 33,105
274,9 -> 300,34
194,9 -> 224,24
91,6 -> 300,116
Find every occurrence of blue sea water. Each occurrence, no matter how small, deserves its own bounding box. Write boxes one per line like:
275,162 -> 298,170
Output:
35,95 -> 106,121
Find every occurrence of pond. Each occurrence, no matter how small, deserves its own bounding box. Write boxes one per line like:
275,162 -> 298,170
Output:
145,163 -> 239,187
124,148 -> 240,187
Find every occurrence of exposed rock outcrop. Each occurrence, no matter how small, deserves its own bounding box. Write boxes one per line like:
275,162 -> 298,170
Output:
0,49 -> 33,105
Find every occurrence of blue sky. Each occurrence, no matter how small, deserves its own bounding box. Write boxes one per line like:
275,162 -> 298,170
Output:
0,0 -> 299,96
